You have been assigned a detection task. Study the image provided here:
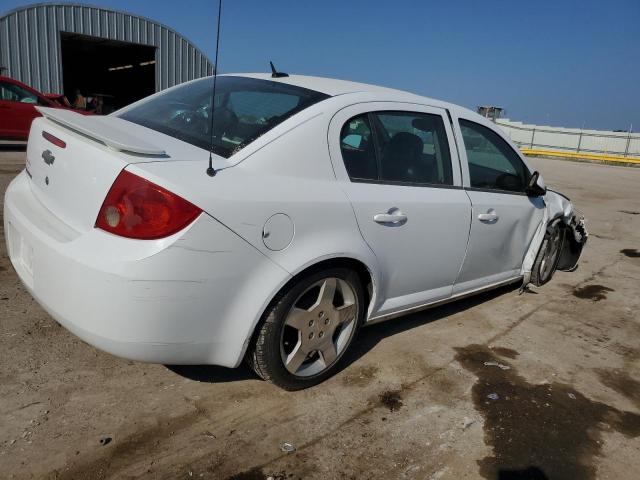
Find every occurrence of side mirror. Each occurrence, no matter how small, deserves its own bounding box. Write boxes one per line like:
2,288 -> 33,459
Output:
525,171 -> 547,197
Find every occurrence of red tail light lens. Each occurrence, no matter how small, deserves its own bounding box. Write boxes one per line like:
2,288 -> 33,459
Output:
42,131 -> 66,148
96,170 -> 202,240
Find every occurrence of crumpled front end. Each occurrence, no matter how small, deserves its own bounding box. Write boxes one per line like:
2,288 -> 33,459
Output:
556,208 -> 588,271
521,190 -> 588,286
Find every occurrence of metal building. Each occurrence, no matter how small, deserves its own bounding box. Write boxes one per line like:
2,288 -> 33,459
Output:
0,3 -> 213,109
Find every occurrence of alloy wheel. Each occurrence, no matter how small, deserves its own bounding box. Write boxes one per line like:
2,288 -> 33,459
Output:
280,277 -> 358,377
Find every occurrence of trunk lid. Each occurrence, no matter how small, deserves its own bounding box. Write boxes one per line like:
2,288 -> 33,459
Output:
26,117 -> 130,233
36,107 -> 168,155
25,109 -> 227,233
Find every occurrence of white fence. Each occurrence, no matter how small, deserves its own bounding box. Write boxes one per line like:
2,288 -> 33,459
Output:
495,119 -> 640,158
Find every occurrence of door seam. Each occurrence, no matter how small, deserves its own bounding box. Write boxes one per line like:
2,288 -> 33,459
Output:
454,189 -> 475,286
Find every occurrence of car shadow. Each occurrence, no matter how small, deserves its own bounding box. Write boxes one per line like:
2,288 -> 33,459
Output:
166,283 -> 520,385
0,144 -> 27,152
166,363 -> 258,383
339,283 -> 520,372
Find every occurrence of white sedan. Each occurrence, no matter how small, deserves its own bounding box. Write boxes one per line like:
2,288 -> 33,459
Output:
4,73 -> 587,389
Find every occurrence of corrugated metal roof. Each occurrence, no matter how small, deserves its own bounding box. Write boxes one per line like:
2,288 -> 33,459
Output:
0,3 -> 213,94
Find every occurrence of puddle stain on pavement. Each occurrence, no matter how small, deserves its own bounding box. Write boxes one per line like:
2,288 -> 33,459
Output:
378,390 -> 403,412
227,469 -> 267,480
227,468 -> 290,480
455,344 -> 640,480
572,284 -> 614,301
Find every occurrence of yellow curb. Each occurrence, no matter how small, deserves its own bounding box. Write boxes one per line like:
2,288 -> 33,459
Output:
520,148 -> 640,165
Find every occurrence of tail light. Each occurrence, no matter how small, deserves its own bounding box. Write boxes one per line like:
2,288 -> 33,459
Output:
96,170 -> 202,240
42,131 -> 66,148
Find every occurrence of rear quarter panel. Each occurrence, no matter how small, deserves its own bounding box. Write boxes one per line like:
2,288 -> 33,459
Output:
130,108 -> 382,342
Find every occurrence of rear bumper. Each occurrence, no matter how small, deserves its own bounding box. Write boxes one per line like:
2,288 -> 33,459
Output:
4,171 -> 290,366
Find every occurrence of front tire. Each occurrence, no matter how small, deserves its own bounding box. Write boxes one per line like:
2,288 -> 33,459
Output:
531,221 -> 564,286
247,268 -> 364,390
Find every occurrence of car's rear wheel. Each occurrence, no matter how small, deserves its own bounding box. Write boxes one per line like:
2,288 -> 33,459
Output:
247,268 -> 364,390
531,221 -> 564,286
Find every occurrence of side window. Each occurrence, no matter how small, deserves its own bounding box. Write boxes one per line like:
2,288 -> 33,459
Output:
459,119 -> 529,192
340,115 -> 378,181
0,82 -> 38,104
0,82 -> 16,101
373,111 -> 453,185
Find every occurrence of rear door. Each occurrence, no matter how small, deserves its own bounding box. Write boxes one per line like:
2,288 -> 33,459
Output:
328,102 -> 472,318
452,114 -> 545,293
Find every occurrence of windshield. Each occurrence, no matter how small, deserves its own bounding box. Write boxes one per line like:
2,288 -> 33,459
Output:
118,76 -> 329,158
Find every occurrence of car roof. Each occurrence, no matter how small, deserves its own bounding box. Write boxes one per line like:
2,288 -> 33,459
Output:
0,76 -> 20,85
221,73 -> 524,165
225,73 -> 463,111
231,72 -> 402,95
0,76 -> 42,94
225,73 -> 484,119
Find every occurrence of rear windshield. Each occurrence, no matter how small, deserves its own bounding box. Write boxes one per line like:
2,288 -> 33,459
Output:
118,76 -> 329,158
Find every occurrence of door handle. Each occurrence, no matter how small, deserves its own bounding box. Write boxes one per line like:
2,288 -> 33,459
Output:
374,208 -> 407,225
478,209 -> 499,223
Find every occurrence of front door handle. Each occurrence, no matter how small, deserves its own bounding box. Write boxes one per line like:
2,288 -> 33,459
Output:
374,208 -> 407,225
478,209 -> 499,223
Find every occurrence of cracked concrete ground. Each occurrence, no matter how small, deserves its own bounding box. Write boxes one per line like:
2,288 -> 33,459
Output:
0,149 -> 638,480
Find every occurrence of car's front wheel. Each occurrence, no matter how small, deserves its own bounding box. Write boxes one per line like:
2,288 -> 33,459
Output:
531,221 -> 564,286
248,268 -> 364,390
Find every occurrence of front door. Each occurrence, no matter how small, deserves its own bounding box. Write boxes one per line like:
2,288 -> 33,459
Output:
452,116 -> 545,293
328,103 -> 472,317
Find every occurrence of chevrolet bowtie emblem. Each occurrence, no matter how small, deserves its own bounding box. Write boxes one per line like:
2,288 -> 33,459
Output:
42,149 -> 55,165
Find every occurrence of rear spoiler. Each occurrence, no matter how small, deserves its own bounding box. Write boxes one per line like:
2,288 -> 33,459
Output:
36,107 -> 166,156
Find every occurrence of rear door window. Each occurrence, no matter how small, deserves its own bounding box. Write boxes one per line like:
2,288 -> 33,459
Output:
339,115 -> 378,181
339,110 -> 454,186
373,112 -> 453,185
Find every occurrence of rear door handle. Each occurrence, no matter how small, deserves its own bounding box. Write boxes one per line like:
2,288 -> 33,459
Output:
478,209 -> 499,223
374,208 -> 407,225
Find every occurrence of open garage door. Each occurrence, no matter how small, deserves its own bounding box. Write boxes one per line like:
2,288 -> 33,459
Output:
60,32 -> 156,113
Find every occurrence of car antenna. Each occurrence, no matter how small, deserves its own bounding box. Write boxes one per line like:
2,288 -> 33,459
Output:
270,61 -> 289,78
206,0 -> 223,177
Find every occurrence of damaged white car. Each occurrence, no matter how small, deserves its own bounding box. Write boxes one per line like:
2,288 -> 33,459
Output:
4,73 -> 587,389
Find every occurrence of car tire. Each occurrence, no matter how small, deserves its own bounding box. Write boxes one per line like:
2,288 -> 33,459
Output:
247,267 -> 365,390
531,220 -> 564,286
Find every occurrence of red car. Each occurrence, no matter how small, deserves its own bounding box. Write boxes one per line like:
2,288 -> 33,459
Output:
0,76 -> 90,141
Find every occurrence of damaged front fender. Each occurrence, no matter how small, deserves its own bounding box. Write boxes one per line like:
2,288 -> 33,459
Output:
556,208 -> 588,271
521,190 -> 588,287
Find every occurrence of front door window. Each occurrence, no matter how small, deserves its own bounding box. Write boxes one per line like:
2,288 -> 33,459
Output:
459,119 -> 528,193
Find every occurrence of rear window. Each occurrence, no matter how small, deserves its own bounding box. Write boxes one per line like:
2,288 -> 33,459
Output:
118,76 -> 329,158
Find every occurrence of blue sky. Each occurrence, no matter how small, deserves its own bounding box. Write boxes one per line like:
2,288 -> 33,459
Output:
2,0 -> 639,130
